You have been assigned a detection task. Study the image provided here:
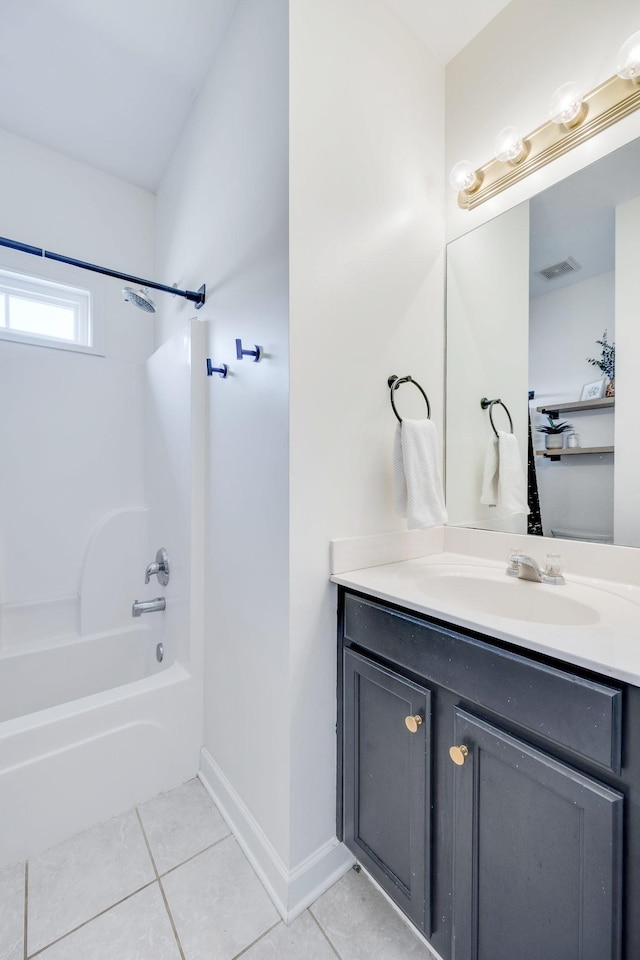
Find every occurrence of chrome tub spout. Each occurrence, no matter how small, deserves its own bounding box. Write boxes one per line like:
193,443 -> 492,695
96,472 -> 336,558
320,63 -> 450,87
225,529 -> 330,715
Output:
132,597 -> 166,618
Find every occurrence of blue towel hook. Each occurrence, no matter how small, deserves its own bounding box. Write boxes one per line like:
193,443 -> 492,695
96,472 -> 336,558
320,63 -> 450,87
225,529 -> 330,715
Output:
236,339 -> 263,362
206,359 -> 228,378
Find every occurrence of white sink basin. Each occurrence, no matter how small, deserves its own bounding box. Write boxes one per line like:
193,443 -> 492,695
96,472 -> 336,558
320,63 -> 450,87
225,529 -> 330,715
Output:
332,550 -> 640,683
415,570 -> 599,625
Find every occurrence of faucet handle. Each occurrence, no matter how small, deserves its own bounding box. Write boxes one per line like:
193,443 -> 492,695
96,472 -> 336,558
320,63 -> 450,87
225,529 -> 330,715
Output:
542,553 -> 565,584
506,549 -> 520,577
544,553 -> 564,577
145,548 -> 170,586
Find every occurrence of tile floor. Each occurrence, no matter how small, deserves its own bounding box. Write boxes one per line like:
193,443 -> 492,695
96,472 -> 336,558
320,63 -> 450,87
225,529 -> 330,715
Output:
0,778 -> 436,960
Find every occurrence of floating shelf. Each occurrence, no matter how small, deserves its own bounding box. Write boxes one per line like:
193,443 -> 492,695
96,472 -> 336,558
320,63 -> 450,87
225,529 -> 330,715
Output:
536,445 -> 614,459
536,397 -> 614,415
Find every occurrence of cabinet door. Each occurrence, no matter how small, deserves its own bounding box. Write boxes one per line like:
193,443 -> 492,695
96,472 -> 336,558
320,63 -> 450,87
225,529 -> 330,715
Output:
343,648 -> 431,933
451,707 -> 623,960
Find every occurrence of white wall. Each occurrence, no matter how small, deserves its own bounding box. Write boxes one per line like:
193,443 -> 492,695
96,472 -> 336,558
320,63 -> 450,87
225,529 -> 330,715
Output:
614,195 -> 640,546
156,0 -> 292,867
0,131 -> 155,648
289,0 -> 444,869
156,0 -> 445,913
530,272 -> 615,540
446,0 -> 640,242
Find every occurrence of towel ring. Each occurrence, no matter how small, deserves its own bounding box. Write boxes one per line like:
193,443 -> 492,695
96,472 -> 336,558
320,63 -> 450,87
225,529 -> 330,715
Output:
480,397 -> 514,437
388,375 -> 431,423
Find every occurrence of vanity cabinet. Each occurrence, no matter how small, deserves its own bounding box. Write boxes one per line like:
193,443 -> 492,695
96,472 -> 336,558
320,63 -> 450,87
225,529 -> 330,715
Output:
451,707 -> 622,960
343,649 -> 431,931
338,588 -> 635,960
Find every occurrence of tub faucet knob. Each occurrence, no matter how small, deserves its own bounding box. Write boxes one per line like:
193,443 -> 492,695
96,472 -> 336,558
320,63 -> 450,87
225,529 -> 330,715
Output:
145,548 -> 170,586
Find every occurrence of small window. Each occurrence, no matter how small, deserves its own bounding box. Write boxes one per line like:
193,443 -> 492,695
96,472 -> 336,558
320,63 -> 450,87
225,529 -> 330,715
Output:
0,268 -> 95,354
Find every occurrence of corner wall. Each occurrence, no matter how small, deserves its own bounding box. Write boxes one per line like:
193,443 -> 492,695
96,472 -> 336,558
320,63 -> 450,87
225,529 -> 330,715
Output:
155,0 -> 292,873
157,0 -> 446,918
289,0 -> 445,872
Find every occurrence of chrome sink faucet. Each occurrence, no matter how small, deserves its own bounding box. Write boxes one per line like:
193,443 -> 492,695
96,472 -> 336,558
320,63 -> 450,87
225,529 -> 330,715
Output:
506,551 -> 565,585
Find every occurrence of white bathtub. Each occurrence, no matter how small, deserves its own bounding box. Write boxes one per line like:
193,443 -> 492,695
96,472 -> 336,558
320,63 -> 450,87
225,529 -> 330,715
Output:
0,626 -> 200,869
0,626 -> 164,723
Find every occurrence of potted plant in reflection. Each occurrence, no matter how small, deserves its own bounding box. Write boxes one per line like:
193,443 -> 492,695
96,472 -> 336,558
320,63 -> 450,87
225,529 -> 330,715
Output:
537,415 -> 573,450
587,330 -> 615,397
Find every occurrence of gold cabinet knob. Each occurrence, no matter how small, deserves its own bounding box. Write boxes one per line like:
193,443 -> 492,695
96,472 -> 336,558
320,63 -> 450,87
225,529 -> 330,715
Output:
449,744 -> 469,766
405,715 -> 423,734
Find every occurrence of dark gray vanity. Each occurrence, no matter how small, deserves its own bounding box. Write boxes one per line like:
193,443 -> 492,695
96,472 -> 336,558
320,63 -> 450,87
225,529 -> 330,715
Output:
338,586 -> 640,960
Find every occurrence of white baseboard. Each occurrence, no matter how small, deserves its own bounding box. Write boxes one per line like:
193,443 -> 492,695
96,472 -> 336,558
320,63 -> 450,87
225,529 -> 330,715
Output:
199,747 -> 354,923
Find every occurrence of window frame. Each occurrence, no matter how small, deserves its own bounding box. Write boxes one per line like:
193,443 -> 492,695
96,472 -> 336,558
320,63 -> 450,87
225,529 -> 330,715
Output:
0,250 -> 104,356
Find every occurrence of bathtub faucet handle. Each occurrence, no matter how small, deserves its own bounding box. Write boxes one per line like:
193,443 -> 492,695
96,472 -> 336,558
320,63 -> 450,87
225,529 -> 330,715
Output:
145,548 -> 170,586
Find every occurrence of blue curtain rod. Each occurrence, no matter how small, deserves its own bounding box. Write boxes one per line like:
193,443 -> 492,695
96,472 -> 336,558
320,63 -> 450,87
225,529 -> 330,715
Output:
0,235 -> 205,308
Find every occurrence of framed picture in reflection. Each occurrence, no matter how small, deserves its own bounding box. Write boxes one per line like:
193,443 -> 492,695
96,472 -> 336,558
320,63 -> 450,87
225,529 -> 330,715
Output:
580,378 -> 607,401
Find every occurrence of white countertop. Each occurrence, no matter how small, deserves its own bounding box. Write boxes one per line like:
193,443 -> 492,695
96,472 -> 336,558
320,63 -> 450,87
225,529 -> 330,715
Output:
332,550 -> 640,686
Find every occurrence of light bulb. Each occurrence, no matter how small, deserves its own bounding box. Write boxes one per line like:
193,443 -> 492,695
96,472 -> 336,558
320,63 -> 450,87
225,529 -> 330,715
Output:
494,126 -> 526,163
549,82 -> 586,126
617,31 -> 640,80
449,160 -> 478,193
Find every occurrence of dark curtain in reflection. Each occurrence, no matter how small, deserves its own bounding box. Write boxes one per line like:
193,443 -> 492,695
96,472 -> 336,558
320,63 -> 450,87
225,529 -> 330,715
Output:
527,415 -> 543,536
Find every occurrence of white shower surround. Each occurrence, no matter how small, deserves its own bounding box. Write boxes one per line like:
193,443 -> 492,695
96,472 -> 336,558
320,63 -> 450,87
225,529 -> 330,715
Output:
0,323 -> 204,872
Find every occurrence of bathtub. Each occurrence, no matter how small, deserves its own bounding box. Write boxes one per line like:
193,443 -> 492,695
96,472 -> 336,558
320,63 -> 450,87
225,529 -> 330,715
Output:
0,625 -> 200,869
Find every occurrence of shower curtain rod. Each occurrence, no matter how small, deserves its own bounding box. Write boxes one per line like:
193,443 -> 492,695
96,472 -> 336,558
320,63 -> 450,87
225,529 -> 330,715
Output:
0,235 -> 206,308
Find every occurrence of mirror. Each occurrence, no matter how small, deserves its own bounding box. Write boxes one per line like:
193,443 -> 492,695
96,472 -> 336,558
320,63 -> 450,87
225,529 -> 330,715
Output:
446,136 -> 640,548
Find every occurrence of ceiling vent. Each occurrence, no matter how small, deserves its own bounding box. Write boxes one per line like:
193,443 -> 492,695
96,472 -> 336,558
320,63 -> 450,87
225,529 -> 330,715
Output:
536,257 -> 582,281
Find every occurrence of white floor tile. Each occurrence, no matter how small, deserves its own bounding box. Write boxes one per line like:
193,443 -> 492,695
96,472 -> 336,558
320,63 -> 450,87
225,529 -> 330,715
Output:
311,869 -> 430,960
37,883 -> 182,960
240,911 -> 338,960
161,835 -> 279,960
138,778 -> 230,874
28,810 -> 155,955
0,861 -> 25,960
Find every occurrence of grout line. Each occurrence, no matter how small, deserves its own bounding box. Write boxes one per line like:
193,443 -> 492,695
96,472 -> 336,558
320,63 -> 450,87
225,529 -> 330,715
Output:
135,807 -> 186,960
23,862 -> 28,960
26,881 -> 156,959
134,804 -> 232,882
308,908 -> 344,959
158,833 -> 231,880
229,919 -> 282,960
157,878 -> 187,960
135,808 -> 160,879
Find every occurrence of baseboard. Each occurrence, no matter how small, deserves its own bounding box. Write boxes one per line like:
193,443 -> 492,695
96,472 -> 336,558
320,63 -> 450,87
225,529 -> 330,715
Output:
199,747 -> 354,923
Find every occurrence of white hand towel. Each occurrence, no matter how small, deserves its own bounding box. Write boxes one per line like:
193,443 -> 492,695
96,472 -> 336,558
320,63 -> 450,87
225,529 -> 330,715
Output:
480,437 -> 499,506
393,419 -> 448,529
498,430 -> 530,516
480,430 -> 529,517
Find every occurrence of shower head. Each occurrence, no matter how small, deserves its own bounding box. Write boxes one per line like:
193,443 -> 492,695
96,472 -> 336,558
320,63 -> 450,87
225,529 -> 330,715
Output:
122,286 -> 156,313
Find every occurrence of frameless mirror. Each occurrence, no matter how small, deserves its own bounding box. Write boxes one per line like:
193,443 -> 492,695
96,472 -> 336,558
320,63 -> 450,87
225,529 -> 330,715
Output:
446,136 -> 640,548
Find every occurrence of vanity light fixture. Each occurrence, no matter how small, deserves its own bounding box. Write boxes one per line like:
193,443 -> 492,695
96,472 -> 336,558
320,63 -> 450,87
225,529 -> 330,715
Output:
451,30 -> 640,209
616,30 -> 640,80
448,160 -> 482,193
548,82 -> 587,128
494,126 -> 528,163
